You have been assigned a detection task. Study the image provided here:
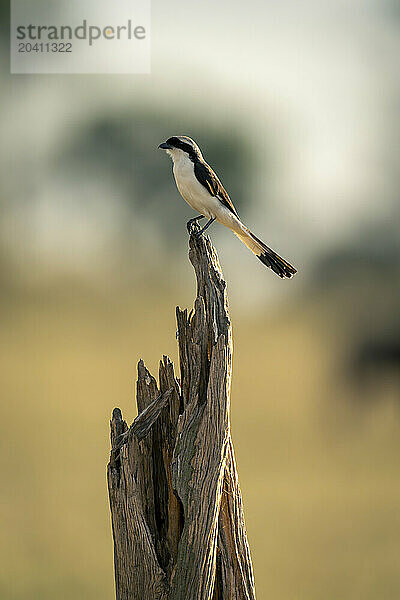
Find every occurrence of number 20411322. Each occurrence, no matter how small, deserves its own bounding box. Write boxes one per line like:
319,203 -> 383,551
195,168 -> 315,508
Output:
18,42 -> 72,52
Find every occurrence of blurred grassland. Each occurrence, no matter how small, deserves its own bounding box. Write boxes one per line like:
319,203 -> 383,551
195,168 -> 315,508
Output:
1,285 -> 399,600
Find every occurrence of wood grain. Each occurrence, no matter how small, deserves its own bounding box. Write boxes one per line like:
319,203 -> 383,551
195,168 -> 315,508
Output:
107,229 -> 256,599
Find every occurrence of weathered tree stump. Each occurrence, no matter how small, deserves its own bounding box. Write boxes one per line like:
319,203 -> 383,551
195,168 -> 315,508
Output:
107,230 -> 256,600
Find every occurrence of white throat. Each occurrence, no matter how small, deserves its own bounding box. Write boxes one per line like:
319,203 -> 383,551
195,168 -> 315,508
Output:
167,148 -> 186,160
167,148 -> 194,169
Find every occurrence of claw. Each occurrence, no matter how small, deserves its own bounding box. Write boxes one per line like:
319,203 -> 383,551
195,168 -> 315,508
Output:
187,219 -> 201,235
194,217 -> 216,237
186,215 -> 205,234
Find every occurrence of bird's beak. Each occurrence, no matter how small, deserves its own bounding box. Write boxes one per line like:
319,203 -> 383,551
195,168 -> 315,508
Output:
158,142 -> 172,150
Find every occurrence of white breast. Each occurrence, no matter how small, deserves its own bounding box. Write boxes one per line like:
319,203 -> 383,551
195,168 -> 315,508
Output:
169,151 -> 245,233
172,154 -> 215,218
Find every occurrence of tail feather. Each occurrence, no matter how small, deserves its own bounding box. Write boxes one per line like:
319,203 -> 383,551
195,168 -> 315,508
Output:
234,229 -> 297,279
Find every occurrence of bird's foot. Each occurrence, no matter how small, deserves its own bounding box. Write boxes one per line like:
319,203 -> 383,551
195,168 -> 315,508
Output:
192,217 -> 215,238
187,219 -> 201,235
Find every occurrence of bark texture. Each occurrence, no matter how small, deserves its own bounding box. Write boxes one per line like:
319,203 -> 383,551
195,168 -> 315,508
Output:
107,230 -> 256,600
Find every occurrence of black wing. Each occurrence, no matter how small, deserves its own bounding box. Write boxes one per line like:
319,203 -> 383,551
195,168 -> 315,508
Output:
194,161 -> 239,218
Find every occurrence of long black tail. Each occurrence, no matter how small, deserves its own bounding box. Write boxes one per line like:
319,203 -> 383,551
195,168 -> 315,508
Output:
234,229 -> 297,279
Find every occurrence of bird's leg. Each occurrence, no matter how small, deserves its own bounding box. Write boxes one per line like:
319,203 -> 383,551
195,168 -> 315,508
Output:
196,217 -> 216,237
186,215 -> 205,233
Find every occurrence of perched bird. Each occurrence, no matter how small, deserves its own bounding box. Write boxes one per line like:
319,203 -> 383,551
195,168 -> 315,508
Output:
158,135 -> 297,279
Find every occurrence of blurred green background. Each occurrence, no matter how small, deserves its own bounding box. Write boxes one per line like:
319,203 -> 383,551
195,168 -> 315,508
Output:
1,1 -> 400,599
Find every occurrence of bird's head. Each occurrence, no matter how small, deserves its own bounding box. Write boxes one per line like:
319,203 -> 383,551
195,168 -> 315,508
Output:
158,136 -> 203,163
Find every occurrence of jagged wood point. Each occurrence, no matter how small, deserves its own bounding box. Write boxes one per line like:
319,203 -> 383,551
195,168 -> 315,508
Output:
107,230 -> 256,600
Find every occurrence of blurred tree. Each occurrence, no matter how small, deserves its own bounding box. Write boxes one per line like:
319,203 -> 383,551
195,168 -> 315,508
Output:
311,219 -> 400,398
58,109 -> 256,247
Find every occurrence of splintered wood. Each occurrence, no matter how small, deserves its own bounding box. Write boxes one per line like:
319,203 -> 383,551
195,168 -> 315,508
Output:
107,231 -> 256,600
